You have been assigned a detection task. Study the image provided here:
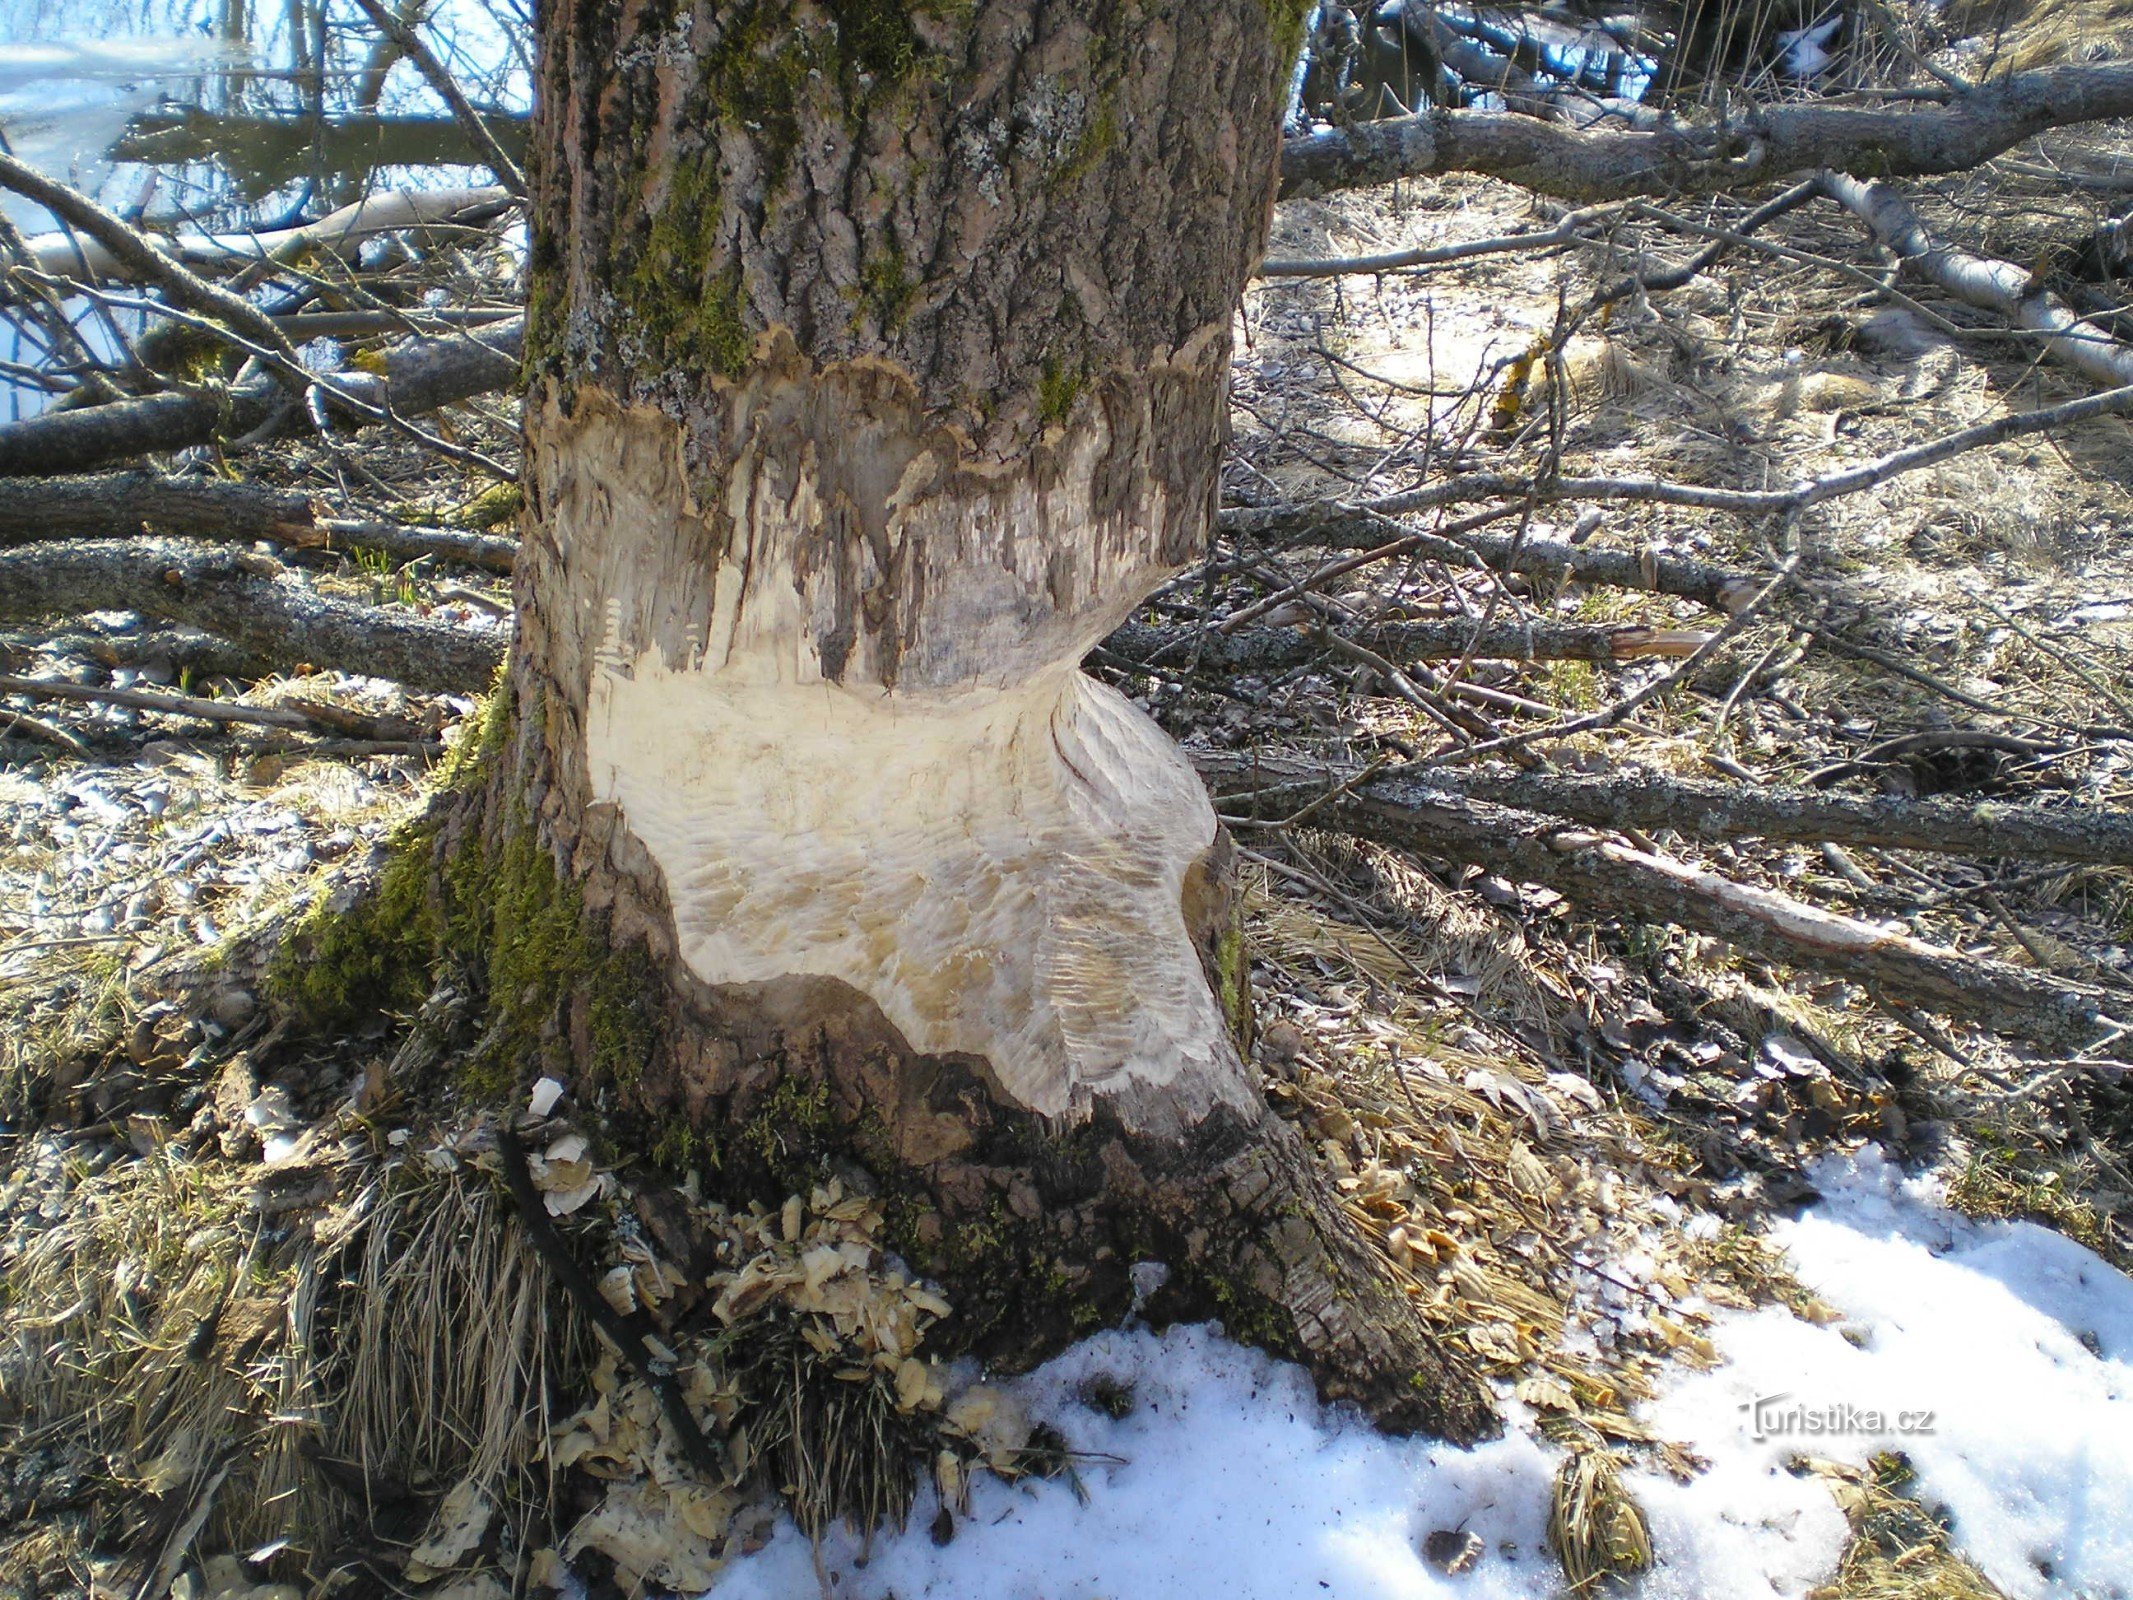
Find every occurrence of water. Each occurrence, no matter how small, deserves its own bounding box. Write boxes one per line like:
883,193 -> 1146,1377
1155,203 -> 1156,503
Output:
0,0 -> 528,416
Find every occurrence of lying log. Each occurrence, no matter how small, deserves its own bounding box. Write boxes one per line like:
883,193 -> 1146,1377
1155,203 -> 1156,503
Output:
15,184 -> 513,281
1104,618 -> 1713,674
0,319 -> 523,477
1220,502 -> 1764,613
1279,62 -> 2133,202
1206,757 -> 2133,868
0,540 -> 502,693
1820,172 -> 2133,391
4,623 -> 275,682
0,672 -> 424,743
0,473 -> 315,545
1212,763 -> 2125,1049
0,473 -> 520,572
310,520 -> 518,573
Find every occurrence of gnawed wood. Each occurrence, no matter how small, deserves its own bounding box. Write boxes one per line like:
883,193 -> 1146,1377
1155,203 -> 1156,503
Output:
479,0 -> 1490,1440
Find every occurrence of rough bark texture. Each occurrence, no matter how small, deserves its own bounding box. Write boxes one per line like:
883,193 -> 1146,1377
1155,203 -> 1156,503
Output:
1279,62 -> 2133,201
1107,617 -> 1713,673
461,0 -> 1491,1439
0,473 -> 316,546
0,539 -> 498,691
1207,757 -> 2133,868
1214,764 -> 2124,1049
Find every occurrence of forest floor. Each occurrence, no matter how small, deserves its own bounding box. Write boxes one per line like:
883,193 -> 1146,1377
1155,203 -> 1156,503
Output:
5,136 -> 2133,1600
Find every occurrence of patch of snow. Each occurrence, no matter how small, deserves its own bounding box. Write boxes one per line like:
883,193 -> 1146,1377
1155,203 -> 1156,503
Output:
1774,15 -> 1842,77
703,1144 -> 2133,1600
1702,1146 -> 2133,1599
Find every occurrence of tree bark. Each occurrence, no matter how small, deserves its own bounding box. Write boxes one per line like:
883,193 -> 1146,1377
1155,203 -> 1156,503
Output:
438,0 -> 1490,1439
0,539 -> 498,691
1205,755 -> 2133,868
1279,62 -> 2133,201
1214,766 -> 2125,1049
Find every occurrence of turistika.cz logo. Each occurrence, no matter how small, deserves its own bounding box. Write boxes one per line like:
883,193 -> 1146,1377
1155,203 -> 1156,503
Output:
1740,1392 -> 1937,1442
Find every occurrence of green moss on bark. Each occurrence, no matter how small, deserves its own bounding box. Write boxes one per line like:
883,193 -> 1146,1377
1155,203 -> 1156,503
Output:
271,706 -> 654,1105
269,820 -> 447,1029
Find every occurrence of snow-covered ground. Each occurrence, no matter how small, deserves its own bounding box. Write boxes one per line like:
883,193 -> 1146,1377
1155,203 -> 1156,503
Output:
710,1148 -> 2133,1600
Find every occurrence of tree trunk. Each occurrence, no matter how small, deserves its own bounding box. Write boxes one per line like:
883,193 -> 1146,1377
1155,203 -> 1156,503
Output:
444,0 -> 1489,1440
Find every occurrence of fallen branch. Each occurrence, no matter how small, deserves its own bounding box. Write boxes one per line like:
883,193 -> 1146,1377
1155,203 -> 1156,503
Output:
0,672 -> 424,742
0,317 -> 523,477
1214,767 -> 2125,1048
312,520 -> 518,573
5,624 -> 275,682
0,149 -> 305,376
0,473 -> 315,545
1280,63 -> 2133,202
1227,370 -> 2133,539
0,540 -> 502,693
1819,172 -> 2133,390
1221,500 -> 1765,612
1210,758 -> 2133,868
16,184 -> 512,281
0,472 -> 519,571
344,0 -> 528,195
1258,203 -> 1619,278
1103,618 -> 1713,674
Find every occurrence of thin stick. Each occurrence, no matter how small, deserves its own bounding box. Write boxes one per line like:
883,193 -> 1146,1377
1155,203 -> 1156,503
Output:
344,0 -> 528,196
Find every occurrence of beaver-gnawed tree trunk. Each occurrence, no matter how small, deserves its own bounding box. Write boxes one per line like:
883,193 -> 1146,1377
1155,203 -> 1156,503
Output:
443,0 -> 1492,1439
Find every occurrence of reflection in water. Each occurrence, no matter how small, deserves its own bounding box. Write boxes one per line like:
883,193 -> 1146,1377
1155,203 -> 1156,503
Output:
0,0 -> 527,221
0,0 -> 529,416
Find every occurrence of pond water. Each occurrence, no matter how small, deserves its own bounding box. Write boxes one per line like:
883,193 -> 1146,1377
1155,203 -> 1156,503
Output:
0,0 -> 527,222
0,0 -> 528,415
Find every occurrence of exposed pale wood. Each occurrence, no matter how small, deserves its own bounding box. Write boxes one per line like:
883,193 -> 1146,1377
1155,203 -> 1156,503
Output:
471,0 -> 1492,1438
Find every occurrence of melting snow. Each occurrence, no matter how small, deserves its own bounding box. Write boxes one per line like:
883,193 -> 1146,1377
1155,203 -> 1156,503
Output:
708,1146 -> 2133,1600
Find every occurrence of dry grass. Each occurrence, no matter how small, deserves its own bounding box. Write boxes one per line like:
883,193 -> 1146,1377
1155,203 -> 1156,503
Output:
1947,0 -> 2133,66
1944,1141 -> 2119,1262
1548,1448 -> 1655,1594
1805,1453 -> 2007,1600
0,1130 -> 586,1595
4,56 -> 2132,1593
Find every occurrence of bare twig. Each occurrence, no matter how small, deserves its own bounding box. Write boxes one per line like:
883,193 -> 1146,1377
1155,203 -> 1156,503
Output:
344,0 -> 529,196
